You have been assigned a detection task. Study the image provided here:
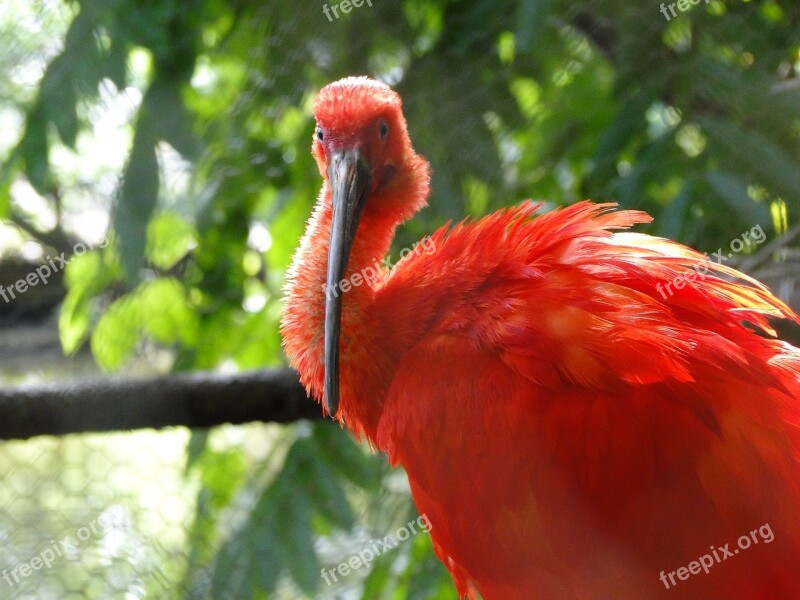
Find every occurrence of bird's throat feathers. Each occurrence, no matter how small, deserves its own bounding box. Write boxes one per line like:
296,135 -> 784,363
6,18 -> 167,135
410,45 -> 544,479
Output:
281,182 -> 411,437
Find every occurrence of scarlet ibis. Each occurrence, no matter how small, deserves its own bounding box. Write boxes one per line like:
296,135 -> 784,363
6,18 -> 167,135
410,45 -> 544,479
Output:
280,76 -> 800,599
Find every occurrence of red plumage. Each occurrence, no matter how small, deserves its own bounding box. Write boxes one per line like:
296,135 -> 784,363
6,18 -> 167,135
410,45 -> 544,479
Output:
281,77 -> 800,599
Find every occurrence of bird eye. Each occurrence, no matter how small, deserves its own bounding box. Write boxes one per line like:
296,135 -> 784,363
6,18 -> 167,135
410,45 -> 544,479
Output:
379,119 -> 389,140
316,127 -> 324,142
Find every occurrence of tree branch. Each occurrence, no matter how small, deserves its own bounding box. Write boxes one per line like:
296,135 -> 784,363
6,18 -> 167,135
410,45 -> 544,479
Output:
8,210 -> 77,255
0,367 -> 324,440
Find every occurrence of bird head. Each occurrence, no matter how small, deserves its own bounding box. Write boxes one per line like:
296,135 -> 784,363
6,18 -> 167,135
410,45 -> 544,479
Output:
311,76 -> 430,416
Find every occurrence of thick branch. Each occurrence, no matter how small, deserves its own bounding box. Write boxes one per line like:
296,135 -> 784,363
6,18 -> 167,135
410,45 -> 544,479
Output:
0,368 -> 323,441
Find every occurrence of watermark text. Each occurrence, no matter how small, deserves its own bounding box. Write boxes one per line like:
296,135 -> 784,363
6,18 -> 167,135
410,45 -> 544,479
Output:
321,514 -> 432,585
323,0 -> 373,22
660,0 -> 710,21
322,235 -> 436,300
656,224 -> 765,300
659,523 -> 774,590
3,511 -> 123,588
0,237 -> 109,304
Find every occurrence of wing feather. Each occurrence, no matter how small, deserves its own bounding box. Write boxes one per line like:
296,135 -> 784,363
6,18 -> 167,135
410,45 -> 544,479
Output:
375,202 -> 800,598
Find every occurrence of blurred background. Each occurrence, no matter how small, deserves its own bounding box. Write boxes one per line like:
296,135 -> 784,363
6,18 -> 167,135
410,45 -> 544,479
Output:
0,0 -> 798,598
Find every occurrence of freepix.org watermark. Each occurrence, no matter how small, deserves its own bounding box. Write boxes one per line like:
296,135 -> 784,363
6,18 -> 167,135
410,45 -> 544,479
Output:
0,237 -> 109,304
2,510 -> 123,588
322,0 -> 373,22
320,514 -> 432,585
658,523 -> 774,590
322,235 -> 436,300
660,0 -> 710,21
656,224 -> 766,300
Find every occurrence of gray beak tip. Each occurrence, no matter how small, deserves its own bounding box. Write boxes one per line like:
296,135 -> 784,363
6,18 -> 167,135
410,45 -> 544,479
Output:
324,388 -> 339,418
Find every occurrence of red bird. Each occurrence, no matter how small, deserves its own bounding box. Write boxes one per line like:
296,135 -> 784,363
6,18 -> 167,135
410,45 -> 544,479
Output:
280,77 -> 800,599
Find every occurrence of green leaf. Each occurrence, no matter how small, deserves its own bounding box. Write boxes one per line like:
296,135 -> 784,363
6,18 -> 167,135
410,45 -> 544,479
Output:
655,179 -> 693,241
706,172 -> 772,226
198,449 -> 248,510
115,112 -> 159,279
312,423 -> 381,492
50,83 -> 78,148
40,55 -> 78,148
21,104 -> 49,193
404,532 -> 458,599
0,146 -> 20,219
360,557 -> 393,599
698,117 -> 800,206
59,289 -> 92,355
148,80 -> 201,160
695,58 -> 800,149
146,212 -> 196,270
211,468 -> 287,597
252,521 -> 283,593
231,302 -> 283,368
184,429 -> 209,473
90,295 -> 140,370
588,93 -> 652,192
304,456 -> 355,531
138,277 -> 199,346
274,484 -> 318,594
515,0 -> 554,53
106,38 -> 128,89
59,249 -> 119,355
88,276 -> 195,369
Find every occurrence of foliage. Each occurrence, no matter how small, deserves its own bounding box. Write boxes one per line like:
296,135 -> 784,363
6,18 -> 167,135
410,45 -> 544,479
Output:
2,0 -> 798,597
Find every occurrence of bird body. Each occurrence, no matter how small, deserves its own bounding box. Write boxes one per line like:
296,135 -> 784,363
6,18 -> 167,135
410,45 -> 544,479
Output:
281,77 -> 800,599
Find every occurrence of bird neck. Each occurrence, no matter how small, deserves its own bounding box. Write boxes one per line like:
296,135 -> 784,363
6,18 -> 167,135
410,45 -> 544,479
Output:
282,185 -> 400,441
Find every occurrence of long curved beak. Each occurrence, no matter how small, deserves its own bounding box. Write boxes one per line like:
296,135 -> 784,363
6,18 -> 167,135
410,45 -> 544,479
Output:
324,148 -> 371,417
